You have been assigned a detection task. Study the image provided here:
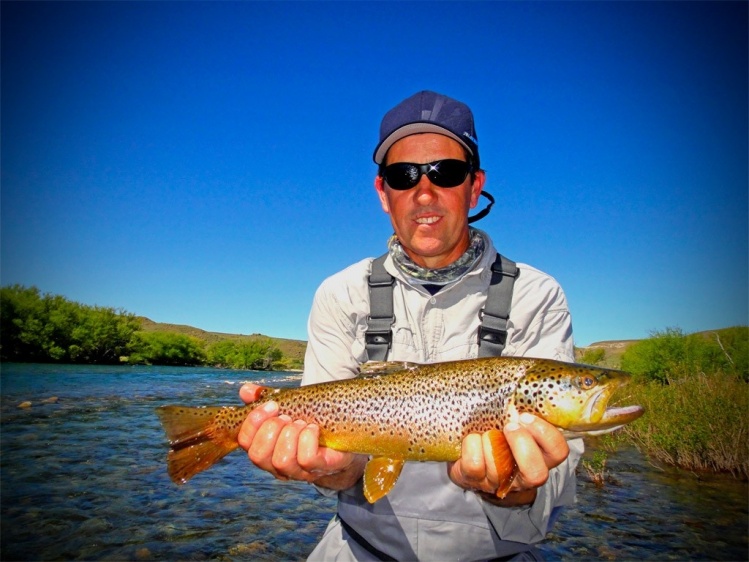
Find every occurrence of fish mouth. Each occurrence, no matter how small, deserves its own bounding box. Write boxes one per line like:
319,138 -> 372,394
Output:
564,387 -> 645,437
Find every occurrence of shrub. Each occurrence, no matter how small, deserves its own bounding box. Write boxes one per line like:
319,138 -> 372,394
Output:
128,331 -> 206,366
709,326 -> 749,381
621,327 -> 747,383
579,347 -> 606,365
623,371 -> 748,478
1,285 -> 139,364
206,339 -> 282,370
581,450 -> 608,486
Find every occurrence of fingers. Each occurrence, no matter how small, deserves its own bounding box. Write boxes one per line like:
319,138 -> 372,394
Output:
448,433 -> 495,494
271,419 -> 307,479
504,413 -> 569,491
460,433 -> 486,483
236,394 -> 357,484
239,383 -> 265,404
450,413 -> 570,502
297,424 -> 349,473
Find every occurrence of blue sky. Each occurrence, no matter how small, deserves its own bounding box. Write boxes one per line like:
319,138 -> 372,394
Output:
2,1 -> 747,346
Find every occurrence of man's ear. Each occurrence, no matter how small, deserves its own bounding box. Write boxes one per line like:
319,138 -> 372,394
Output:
470,170 -> 486,208
374,175 -> 390,214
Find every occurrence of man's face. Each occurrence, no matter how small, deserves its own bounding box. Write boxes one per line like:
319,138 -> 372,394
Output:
375,133 -> 485,269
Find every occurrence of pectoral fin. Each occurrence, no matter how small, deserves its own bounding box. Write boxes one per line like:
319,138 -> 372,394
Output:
483,429 -> 518,499
363,457 -> 405,503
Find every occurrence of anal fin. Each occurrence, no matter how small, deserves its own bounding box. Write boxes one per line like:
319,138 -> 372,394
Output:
363,457 -> 405,503
484,429 -> 518,499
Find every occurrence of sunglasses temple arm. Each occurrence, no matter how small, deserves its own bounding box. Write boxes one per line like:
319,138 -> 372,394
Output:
468,191 -> 495,224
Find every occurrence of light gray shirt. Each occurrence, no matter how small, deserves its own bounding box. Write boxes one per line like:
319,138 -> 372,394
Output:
303,232 -> 582,560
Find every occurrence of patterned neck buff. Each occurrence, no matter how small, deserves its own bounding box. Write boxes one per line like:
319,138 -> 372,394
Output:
387,228 -> 486,286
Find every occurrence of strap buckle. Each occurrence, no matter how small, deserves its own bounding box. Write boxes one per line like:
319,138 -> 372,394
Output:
365,313 -> 395,350
477,323 -> 508,347
368,276 -> 395,289
364,328 -> 393,348
490,258 -> 519,278
478,309 -> 509,347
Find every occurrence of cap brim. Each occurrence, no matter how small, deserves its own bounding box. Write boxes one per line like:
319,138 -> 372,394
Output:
373,123 -> 475,164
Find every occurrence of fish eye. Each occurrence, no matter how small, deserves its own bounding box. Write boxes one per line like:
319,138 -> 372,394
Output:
578,376 -> 597,390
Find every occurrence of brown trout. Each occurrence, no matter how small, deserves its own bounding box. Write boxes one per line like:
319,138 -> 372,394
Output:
156,357 -> 644,503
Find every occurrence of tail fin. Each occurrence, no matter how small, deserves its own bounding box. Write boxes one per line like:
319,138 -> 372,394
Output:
155,405 -> 245,484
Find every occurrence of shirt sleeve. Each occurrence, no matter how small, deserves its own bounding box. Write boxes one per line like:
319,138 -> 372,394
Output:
506,264 -> 575,362
301,263 -> 370,386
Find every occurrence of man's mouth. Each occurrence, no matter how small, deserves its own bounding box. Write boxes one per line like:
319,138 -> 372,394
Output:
415,216 -> 440,225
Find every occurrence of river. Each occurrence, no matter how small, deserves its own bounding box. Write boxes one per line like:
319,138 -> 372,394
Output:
1,363 -> 746,560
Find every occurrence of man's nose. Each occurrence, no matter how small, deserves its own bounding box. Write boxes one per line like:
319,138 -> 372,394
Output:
413,174 -> 438,203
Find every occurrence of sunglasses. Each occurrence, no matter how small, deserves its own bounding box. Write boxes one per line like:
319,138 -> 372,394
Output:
381,159 -> 473,190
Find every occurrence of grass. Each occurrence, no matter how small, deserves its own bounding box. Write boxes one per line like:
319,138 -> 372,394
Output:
581,450 -> 609,486
618,371 -> 749,479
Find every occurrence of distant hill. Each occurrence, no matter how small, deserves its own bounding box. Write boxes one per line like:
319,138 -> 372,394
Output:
137,317 -> 307,363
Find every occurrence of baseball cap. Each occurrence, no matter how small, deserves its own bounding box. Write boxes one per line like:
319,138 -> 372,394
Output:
373,90 -> 480,167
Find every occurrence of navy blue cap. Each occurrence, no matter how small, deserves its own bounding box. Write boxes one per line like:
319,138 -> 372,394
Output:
373,90 -> 479,167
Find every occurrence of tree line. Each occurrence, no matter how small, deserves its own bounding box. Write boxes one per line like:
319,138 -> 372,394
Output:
0,285 -> 289,370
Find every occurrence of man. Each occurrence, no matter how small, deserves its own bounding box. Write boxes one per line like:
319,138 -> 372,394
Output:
238,90 -> 581,560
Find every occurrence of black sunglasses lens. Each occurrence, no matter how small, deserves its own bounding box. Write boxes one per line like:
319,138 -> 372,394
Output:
383,163 -> 420,190
383,160 -> 471,190
427,160 -> 470,187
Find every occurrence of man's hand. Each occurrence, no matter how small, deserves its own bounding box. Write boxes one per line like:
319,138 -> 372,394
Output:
237,383 -> 367,490
448,412 -> 569,506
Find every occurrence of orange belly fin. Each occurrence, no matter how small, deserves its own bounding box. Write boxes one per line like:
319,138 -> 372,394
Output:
363,457 -> 406,503
484,429 -> 518,499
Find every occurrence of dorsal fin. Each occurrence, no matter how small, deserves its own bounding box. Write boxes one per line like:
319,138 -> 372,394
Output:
358,361 -> 423,378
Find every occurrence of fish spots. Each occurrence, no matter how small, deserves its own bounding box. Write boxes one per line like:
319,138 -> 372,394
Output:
255,357 -> 625,458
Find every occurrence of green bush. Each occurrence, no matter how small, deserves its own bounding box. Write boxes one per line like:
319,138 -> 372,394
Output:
621,327 -> 747,383
617,326 -> 749,477
710,326 -> 749,381
624,371 -> 748,478
1,285 -> 139,364
579,347 -> 606,365
128,331 -> 206,366
0,284 -> 296,370
207,339 -> 282,370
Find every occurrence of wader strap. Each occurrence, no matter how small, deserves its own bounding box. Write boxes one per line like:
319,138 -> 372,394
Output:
365,252 -> 518,361
339,517 -> 397,562
478,253 -> 518,357
365,254 -> 395,361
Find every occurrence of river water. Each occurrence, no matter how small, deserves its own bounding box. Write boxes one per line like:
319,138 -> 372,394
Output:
1,364 -> 746,561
